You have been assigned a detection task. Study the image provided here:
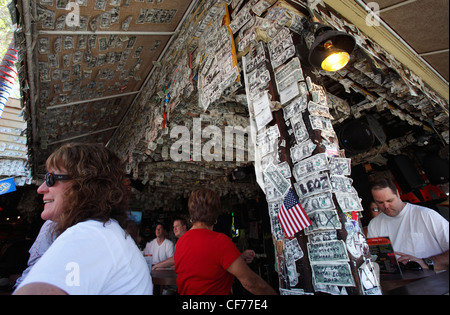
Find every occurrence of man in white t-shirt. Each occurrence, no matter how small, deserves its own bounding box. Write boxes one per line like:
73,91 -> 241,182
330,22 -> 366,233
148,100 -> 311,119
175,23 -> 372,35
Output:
144,224 -> 174,265
367,177 -> 449,271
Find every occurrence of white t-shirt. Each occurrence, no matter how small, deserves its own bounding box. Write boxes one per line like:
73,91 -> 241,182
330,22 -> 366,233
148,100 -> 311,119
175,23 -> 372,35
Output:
16,220 -> 153,295
143,238 -> 174,264
368,203 -> 449,259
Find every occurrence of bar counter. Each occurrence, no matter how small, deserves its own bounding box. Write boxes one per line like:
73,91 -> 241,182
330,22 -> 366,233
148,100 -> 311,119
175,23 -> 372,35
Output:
151,268 -> 177,295
381,270 -> 449,295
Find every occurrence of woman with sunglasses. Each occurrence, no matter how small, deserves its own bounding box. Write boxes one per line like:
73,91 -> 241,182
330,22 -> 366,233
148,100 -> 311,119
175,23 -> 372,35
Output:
14,143 -> 153,295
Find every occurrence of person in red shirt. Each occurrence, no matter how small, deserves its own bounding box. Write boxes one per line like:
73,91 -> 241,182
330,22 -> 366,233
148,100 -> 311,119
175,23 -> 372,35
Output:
174,188 -> 277,295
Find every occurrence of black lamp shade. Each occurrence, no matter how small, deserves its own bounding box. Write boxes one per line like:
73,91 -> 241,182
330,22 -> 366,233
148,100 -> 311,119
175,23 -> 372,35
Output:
338,120 -> 375,154
308,29 -> 356,70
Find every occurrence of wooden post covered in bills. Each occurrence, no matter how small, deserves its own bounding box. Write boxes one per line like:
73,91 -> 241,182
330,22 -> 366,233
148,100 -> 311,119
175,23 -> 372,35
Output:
240,0 -> 381,295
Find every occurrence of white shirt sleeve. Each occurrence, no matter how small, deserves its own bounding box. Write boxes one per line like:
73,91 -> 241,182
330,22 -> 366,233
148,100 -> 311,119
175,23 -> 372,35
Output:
16,223 -> 115,295
167,240 -> 175,260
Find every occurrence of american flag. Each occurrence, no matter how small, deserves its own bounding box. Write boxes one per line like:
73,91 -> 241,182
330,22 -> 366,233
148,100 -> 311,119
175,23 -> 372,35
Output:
278,189 -> 311,237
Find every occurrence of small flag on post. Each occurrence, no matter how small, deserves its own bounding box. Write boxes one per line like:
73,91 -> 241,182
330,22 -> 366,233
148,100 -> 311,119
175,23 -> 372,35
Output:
278,189 -> 311,237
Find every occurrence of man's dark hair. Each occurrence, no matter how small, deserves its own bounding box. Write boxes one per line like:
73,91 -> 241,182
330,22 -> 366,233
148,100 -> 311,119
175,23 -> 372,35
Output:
370,177 -> 398,194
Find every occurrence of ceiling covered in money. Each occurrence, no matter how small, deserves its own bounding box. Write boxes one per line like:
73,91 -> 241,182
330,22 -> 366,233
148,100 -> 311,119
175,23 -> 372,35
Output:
13,0 -> 449,211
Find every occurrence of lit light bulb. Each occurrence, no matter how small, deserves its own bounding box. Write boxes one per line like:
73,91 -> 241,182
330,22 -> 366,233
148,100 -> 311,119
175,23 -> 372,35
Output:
321,51 -> 350,72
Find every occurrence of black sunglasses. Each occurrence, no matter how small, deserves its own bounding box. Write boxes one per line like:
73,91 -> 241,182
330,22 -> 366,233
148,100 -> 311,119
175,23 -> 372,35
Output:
45,172 -> 71,187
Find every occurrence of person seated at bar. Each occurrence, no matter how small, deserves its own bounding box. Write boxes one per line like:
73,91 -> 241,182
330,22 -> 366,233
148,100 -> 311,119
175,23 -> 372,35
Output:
152,218 -> 187,270
152,218 -> 256,271
367,177 -> 449,271
174,188 -> 277,295
144,223 -> 174,265
14,143 -> 153,295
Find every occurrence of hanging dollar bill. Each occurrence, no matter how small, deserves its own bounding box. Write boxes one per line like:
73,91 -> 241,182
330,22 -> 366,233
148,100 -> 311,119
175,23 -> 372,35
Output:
290,139 -> 316,163
335,192 -> 364,212
293,153 -> 329,181
264,163 -> 290,196
308,230 -> 338,244
247,64 -> 271,100
290,113 -> 309,145
283,94 -> 308,121
304,210 -> 342,234
277,161 -> 292,178
285,238 -> 304,261
329,157 -> 352,176
268,201 -> 284,241
245,41 -> 267,73
312,263 -> 356,287
308,101 -> 334,119
294,172 -> 331,199
264,181 -> 284,202
330,175 -> 355,194
308,240 -> 349,263
300,191 -> 335,213
309,115 -> 334,133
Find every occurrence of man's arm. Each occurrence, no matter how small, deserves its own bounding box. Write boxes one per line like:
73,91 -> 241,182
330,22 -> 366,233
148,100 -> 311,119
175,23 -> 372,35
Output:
427,250 -> 449,271
396,250 -> 449,271
152,256 -> 174,270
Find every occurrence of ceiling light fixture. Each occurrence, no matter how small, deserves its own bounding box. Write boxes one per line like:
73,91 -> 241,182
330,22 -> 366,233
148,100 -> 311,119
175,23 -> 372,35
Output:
308,24 -> 356,72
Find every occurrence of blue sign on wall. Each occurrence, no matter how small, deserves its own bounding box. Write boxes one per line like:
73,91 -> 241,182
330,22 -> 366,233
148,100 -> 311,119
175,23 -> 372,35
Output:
0,177 -> 17,195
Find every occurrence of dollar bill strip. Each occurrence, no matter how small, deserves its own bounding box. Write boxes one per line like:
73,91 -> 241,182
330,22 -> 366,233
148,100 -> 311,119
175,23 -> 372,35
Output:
275,57 -> 304,93
286,238 -> 304,261
268,27 -> 295,69
244,41 -> 267,73
268,201 -> 283,241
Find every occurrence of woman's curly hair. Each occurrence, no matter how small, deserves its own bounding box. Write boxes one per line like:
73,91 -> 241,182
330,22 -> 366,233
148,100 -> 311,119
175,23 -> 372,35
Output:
46,143 -> 130,235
